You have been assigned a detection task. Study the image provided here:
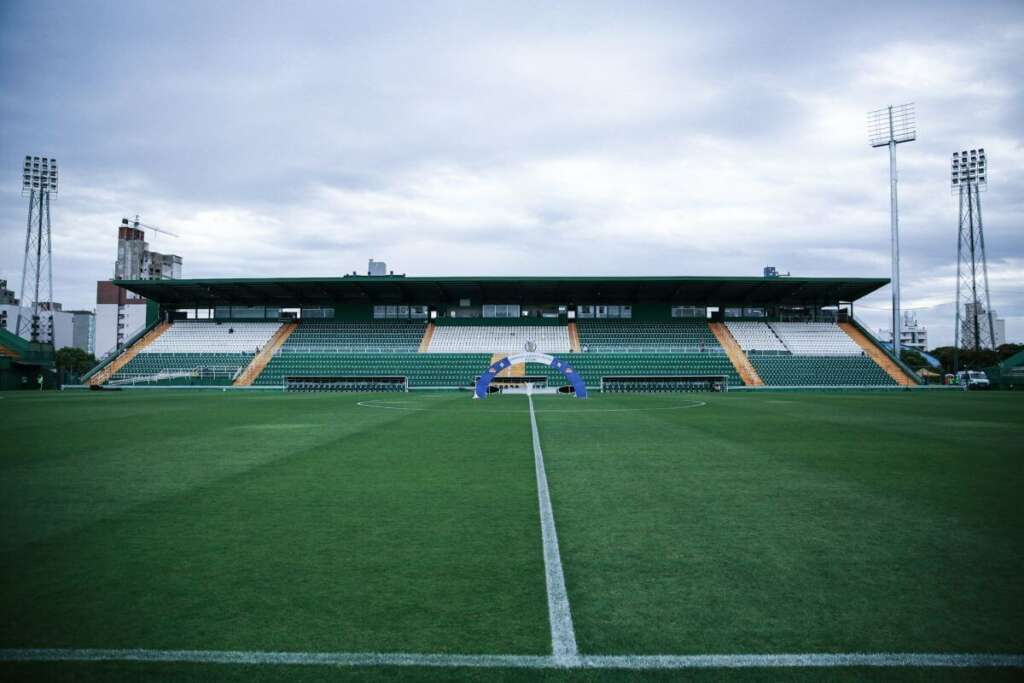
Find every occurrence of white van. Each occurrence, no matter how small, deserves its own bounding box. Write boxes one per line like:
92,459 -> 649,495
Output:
956,370 -> 991,390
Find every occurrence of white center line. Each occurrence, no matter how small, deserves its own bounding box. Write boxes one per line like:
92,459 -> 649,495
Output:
528,392 -> 578,665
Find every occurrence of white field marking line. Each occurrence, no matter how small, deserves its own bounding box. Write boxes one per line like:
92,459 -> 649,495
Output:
356,399 -> 707,413
528,392 -> 579,664
1,649 -> 1022,669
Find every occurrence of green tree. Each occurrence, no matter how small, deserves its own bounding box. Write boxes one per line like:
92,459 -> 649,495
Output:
928,346 -> 1005,374
55,347 -> 97,376
900,349 -> 930,372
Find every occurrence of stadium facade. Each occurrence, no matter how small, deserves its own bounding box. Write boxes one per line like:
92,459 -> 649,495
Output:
78,274 -> 921,391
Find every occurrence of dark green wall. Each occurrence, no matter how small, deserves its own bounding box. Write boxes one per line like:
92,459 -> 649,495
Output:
0,360 -> 56,390
333,304 -> 373,321
629,304 -> 670,321
146,299 -> 161,326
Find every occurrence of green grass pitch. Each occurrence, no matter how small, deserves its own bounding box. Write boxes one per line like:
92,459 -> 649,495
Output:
1,389 -> 1022,680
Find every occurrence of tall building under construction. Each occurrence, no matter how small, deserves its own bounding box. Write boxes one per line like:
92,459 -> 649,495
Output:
94,219 -> 182,357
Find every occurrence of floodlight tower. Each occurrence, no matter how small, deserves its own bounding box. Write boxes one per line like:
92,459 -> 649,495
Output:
951,148 -> 995,370
868,103 -> 916,357
16,156 -> 58,343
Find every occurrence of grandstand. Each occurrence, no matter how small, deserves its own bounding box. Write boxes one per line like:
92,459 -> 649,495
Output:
84,275 -> 919,390
724,321 -> 898,386
106,321 -> 281,385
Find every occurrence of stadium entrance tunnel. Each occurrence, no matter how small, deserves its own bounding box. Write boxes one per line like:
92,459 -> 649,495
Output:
474,352 -> 587,399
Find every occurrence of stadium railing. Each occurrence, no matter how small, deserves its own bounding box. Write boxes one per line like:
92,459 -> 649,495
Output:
80,317 -> 163,384
850,314 -> 924,385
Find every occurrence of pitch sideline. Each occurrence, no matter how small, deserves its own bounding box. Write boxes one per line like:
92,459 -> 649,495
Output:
1,649 -> 1021,669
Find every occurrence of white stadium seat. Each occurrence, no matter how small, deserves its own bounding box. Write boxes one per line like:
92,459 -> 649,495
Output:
767,322 -> 862,356
427,325 -> 571,353
725,321 -> 789,352
142,321 -> 283,354
726,321 -> 862,355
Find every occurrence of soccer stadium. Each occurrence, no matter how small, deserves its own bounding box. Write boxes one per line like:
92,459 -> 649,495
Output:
4,2 -> 1024,680
3,273 -> 1022,680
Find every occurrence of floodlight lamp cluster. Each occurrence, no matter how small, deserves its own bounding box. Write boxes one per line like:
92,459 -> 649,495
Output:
867,103 -> 916,147
951,148 -> 986,192
22,156 -> 58,194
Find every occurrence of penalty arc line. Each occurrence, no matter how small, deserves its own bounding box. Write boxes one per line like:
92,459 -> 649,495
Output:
1,649 -> 1021,669
528,392 -> 579,665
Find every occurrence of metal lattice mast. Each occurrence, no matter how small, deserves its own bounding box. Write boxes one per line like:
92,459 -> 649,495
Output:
951,148 -> 994,370
868,103 -> 916,358
16,156 -> 57,343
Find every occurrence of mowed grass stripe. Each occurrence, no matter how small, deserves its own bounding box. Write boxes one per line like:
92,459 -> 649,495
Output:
1,392 -> 550,654
535,391 -> 1024,655
1,392 -> 424,551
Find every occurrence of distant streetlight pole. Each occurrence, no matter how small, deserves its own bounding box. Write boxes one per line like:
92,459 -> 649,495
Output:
868,103 -> 915,358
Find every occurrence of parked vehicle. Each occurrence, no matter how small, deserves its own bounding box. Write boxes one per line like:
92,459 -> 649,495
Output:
956,370 -> 991,390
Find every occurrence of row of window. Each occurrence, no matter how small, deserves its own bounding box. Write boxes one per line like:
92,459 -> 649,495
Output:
375,305 -> 762,319
373,305 -> 429,319
577,305 -> 632,319
189,304 -> 784,321
213,306 -> 282,319
482,304 -> 520,318
724,308 -> 767,318
301,308 -> 336,319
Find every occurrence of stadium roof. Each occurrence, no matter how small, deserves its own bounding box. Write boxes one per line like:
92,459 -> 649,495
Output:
113,275 -> 889,308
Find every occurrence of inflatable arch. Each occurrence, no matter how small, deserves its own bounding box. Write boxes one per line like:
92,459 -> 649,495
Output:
474,352 -> 588,399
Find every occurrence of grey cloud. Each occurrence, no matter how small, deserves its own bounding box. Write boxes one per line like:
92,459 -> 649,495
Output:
1,0 -> 1023,348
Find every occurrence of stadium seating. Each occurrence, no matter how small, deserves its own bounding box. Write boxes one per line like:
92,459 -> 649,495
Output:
109,352 -> 253,385
427,324 -> 570,353
106,321 -> 284,385
99,315 -> 898,390
144,321 -> 282,354
725,321 -> 789,352
253,317 -> 737,388
282,320 -> 426,352
750,355 -> 896,386
254,352 -> 492,387
575,320 -> 720,352
721,321 -> 895,386
504,354 -> 742,388
766,322 -> 862,355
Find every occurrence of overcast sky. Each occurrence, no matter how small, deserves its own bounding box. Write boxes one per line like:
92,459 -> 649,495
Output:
1,0 -> 1021,346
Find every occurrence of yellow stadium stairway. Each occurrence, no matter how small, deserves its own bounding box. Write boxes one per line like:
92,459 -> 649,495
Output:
838,322 -> 916,387
88,321 -> 171,386
234,320 -> 298,386
709,322 -> 764,387
567,321 -> 581,352
417,322 -> 436,352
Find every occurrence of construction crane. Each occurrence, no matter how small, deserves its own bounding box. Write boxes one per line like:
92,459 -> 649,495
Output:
124,214 -> 179,239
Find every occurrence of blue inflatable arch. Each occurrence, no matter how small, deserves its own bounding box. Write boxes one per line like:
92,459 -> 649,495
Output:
474,352 -> 587,399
